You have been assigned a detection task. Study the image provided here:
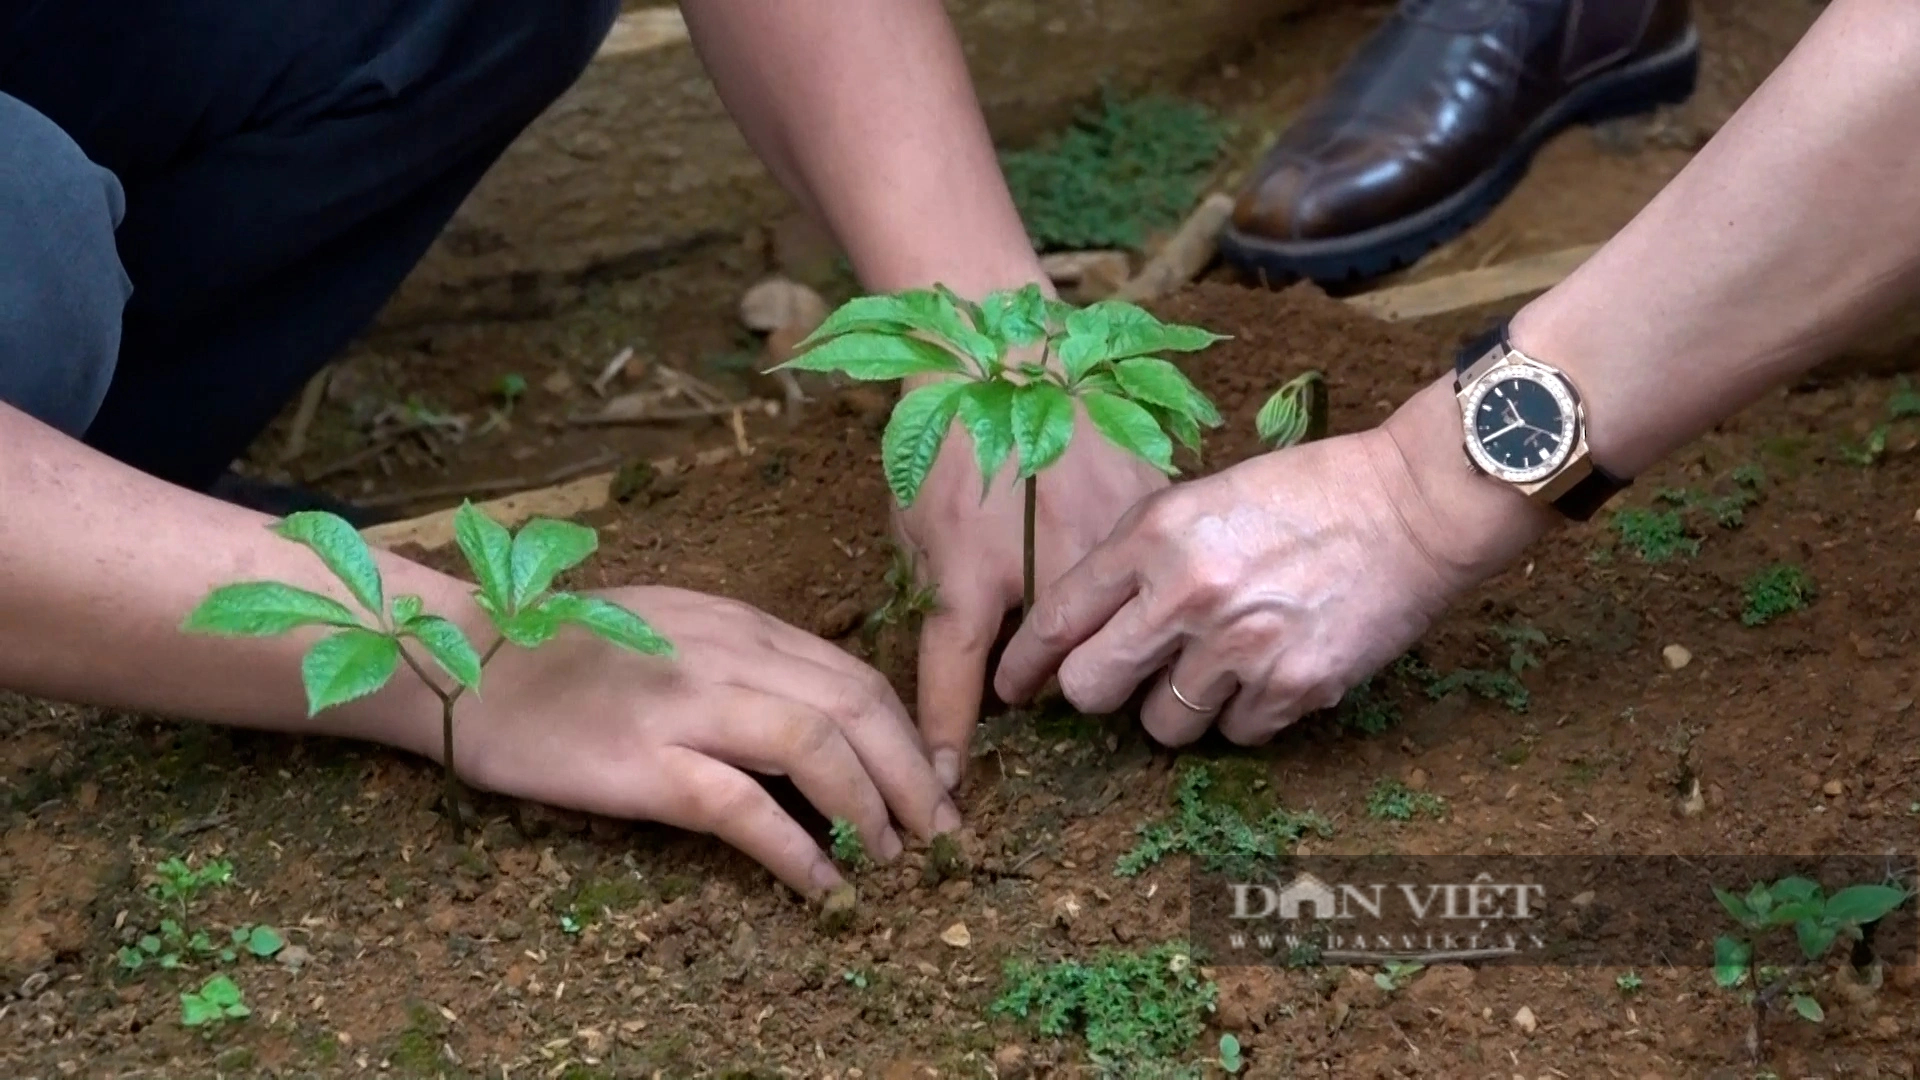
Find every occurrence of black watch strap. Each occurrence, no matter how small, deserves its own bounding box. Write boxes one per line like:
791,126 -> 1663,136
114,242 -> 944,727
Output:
1453,321 -> 1630,523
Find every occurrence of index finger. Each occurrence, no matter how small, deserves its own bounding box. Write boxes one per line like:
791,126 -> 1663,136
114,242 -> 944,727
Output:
993,531 -> 1141,704
915,571 -> 1004,792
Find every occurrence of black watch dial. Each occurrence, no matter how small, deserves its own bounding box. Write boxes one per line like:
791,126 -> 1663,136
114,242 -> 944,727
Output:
1464,368 -> 1577,482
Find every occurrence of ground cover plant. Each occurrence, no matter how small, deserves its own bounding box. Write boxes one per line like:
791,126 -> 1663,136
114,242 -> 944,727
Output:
1115,758 -> 1330,878
773,283 -> 1226,609
991,941 -> 1219,1078
182,505 -> 672,839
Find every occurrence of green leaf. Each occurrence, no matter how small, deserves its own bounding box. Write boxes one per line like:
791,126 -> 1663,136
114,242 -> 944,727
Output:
1114,357 -> 1220,426
978,284 -> 1051,349
1256,370 -> 1329,449
300,629 -> 401,715
1712,935 -> 1751,987
1792,994 -> 1825,1023
880,381 -> 968,508
245,926 -> 284,958
453,502 -> 514,614
1825,884 -> 1908,926
796,293 -> 929,344
1795,916 -> 1837,961
957,381 -> 1019,493
508,518 -> 598,610
541,593 -> 674,656
182,583 -> 361,638
497,606 -> 562,650
406,616 -> 483,693
139,935 -> 161,955
1148,403 -> 1203,453
1056,306 -> 1112,383
797,290 -> 998,372
1056,301 -> 1226,380
1011,384 -> 1077,479
1083,390 -> 1174,475
1714,886 -> 1755,926
777,330 -> 971,381
1746,883 -> 1775,920
1765,900 -> 1822,928
390,594 -> 424,626
203,976 -> 242,1007
1771,876 -> 1822,904
181,993 -> 220,1027
273,511 -> 384,616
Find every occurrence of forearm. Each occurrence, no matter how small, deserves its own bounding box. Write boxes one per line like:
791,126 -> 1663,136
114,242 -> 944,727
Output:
0,404 -> 455,757
679,0 -> 1045,298
1386,0 -> 1920,571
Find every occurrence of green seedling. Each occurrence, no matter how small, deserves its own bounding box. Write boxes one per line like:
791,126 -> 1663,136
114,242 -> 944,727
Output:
829,817 -> 869,869
152,856 -> 232,921
1217,1033 -> 1244,1074
1741,564 -> 1814,627
992,942 -> 1218,1078
1495,624 -> 1549,673
1365,779 -> 1446,822
180,974 -> 250,1028
842,968 -> 871,990
496,373 -> 528,410
1373,961 -> 1424,992
1616,971 -> 1644,995
1255,370 -> 1328,450
1891,376 -> 1920,418
184,505 -> 672,840
1117,761 -> 1330,878
1712,876 -> 1909,1055
1610,507 -> 1700,563
862,542 -> 939,643
772,284 -> 1225,611
1657,484 -> 1761,530
1731,463 -> 1767,489
1427,667 -> 1531,713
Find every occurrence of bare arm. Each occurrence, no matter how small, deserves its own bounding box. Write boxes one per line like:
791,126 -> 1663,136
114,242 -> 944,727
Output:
1391,0 -> 1920,572
678,0 -> 1046,297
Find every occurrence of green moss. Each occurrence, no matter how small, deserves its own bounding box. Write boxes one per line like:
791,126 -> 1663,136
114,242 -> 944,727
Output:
559,874 -> 647,927
1610,508 -> 1700,563
1741,563 -> 1816,626
1364,780 -> 1447,822
391,1002 -> 447,1075
654,874 -> 696,903
992,941 -> 1217,1077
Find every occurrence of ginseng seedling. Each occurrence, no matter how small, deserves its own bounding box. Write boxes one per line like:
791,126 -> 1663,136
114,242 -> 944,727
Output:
183,504 -> 672,841
1255,369 -> 1328,450
772,284 -> 1225,610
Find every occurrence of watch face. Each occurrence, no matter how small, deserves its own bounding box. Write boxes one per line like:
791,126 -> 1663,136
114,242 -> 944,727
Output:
1463,365 -> 1578,483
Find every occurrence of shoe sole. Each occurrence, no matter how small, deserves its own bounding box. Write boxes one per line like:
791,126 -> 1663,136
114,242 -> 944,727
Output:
1218,23 -> 1701,288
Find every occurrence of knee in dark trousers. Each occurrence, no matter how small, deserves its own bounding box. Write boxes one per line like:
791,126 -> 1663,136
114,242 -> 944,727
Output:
0,92 -> 131,439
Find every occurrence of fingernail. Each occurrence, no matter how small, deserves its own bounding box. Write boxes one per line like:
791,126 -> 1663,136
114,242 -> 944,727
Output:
878,827 -> 904,861
810,861 -> 844,897
932,799 -> 963,836
934,749 -> 961,792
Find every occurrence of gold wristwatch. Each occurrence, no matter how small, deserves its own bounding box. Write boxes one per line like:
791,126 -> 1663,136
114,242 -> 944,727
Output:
1451,321 -> 1628,522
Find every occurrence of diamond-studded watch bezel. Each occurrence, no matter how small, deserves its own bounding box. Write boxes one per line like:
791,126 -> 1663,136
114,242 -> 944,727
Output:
1460,361 -> 1580,484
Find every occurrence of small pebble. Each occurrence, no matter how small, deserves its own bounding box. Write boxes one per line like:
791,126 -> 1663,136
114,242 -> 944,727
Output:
1513,1005 -> 1538,1034
940,922 -> 972,949
1662,644 -> 1692,670
1824,779 -> 1845,797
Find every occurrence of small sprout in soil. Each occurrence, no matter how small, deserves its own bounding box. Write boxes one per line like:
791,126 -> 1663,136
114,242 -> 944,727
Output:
1365,779 -> 1446,822
1840,425 -> 1890,467
1741,563 -> 1815,626
1731,462 -> 1767,489
559,874 -> 647,931
1427,666 -> 1531,714
1494,623 -> 1549,673
1617,971 -> 1645,995
1712,875 -> 1910,1055
495,372 -> 528,410
829,817 -> 869,869
1255,369 -> 1328,450
1658,484 -> 1762,531
1891,376 -> 1920,418
1217,1033 -> 1244,1074
863,542 -> 939,643
152,856 -> 233,919
842,968 -> 872,990
184,504 -> 673,841
559,913 -> 584,935
771,283 -> 1225,612
923,832 -> 970,886
1116,760 -> 1330,878
180,974 -> 250,1028
231,925 -> 284,961
1372,961 -> 1424,993
991,941 -> 1218,1078
1610,507 -> 1701,563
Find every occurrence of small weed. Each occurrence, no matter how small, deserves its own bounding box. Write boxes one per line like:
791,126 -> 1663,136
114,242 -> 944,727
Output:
495,373 -> 528,410
1611,508 -> 1700,562
1116,760 -> 1330,878
863,543 -> 940,642
1365,779 -> 1446,822
1840,425 -> 1890,467
559,874 -> 647,930
1333,675 -> 1400,735
180,974 -> 250,1028
392,1002 -> 447,1075
1373,961 -> 1424,992
1731,463 -> 1767,489
842,968 -> 871,990
1617,971 -> 1644,995
1659,484 -> 1761,529
991,942 -> 1217,1077
152,856 -> 233,919
1741,564 -> 1815,626
829,818 -> 869,869
1890,376 -> 1920,418
1217,1033 -> 1244,1074
1427,667 -> 1531,713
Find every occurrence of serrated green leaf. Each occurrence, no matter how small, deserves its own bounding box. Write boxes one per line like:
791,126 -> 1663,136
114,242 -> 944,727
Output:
797,289 -> 999,372
1113,357 -> 1218,426
1011,383 -> 1077,479
774,331 -> 971,381
880,381 -> 968,508
1056,306 -> 1112,383
957,381 -> 1018,493
796,293 -> 928,344
1056,301 -> 1225,380
390,594 -> 424,626
1149,403 -> 1203,453
300,629 -> 401,715
273,511 -> 383,616
1712,935 -> 1751,987
1792,994 -> 1825,1022
497,606 -> 562,649
1824,884 -> 1908,926
245,925 -> 284,958
182,583 -> 362,638
1083,390 -> 1174,475
1257,370 -> 1329,448
542,593 -> 674,656
406,616 -> 483,693
978,284 -> 1051,349
454,501 -> 514,613
508,518 -> 598,610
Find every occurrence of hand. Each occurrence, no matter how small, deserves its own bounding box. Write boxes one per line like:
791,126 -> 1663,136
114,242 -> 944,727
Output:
897,409 -> 1166,787
455,586 -> 961,900
994,399 -> 1545,747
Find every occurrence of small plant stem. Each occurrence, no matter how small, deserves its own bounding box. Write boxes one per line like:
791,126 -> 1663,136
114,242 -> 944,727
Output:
1022,474 -> 1037,615
397,636 -> 507,843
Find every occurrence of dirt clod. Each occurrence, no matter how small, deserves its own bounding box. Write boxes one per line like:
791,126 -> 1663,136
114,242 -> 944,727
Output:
817,884 -> 859,935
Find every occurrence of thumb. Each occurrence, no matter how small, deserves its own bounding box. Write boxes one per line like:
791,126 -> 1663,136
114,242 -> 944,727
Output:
914,575 -> 1006,793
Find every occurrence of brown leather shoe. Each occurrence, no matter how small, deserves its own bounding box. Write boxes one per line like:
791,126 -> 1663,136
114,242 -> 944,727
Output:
1221,0 -> 1697,285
